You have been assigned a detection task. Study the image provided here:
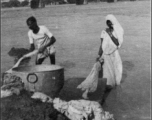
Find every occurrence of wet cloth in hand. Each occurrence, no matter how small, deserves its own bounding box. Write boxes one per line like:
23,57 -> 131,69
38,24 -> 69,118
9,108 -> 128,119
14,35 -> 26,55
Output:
77,62 -> 101,93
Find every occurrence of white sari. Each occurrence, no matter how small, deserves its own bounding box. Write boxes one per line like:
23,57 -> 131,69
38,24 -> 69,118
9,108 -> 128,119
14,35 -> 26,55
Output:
100,14 -> 124,87
77,14 -> 124,96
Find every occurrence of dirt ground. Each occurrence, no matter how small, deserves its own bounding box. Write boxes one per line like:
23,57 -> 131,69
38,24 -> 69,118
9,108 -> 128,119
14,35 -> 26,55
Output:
1,1 -> 151,120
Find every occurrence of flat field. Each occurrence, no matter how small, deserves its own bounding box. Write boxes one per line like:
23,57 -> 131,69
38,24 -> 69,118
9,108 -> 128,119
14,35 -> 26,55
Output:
1,1 -> 151,120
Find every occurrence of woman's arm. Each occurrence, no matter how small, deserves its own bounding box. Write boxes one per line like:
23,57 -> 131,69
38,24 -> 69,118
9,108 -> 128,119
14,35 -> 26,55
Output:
110,34 -> 119,46
98,38 -> 103,57
96,38 -> 103,62
106,28 -> 119,46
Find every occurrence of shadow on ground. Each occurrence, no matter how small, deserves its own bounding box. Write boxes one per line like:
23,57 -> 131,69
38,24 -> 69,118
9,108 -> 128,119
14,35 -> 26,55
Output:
59,77 -> 107,101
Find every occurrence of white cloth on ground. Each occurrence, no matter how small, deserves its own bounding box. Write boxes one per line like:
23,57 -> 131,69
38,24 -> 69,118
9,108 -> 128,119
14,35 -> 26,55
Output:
31,92 -> 53,102
53,98 -> 115,120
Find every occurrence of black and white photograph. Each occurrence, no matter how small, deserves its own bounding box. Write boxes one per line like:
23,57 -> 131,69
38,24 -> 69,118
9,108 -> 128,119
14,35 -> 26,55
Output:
1,0 -> 151,120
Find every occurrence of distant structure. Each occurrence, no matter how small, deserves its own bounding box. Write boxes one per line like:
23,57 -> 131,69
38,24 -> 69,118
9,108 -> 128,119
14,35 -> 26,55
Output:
30,0 -> 45,9
30,0 -> 39,9
39,0 -> 45,8
107,0 -> 117,2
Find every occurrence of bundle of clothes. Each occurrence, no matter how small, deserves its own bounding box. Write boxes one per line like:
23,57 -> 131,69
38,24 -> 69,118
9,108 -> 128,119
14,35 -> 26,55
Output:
53,98 -> 114,120
1,73 -> 24,98
31,92 -> 115,120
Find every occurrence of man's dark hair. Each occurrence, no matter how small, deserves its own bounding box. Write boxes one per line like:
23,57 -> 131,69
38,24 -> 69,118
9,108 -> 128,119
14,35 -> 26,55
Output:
26,16 -> 37,24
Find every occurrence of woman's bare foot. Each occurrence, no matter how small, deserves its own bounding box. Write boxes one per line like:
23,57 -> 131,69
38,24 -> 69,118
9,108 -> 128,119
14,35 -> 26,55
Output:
82,93 -> 89,99
82,90 -> 89,99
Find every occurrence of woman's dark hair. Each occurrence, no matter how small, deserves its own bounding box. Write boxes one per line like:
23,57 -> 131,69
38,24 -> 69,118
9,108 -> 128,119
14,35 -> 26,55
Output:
26,16 -> 37,24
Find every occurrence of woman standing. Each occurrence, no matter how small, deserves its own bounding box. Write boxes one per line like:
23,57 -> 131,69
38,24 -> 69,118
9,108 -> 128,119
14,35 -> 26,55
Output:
96,14 -> 124,105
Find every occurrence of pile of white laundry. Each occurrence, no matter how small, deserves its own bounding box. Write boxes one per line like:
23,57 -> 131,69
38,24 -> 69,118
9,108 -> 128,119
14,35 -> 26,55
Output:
31,92 -> 115,120
1,73 -> 24,98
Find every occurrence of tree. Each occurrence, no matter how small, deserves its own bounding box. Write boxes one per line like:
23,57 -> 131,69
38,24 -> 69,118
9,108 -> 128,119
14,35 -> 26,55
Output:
39,0 -> 45,8
9,0 -> 20,7
20,0 -> 29,6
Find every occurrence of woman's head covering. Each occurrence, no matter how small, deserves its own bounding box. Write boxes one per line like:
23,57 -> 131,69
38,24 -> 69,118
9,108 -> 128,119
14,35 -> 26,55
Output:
105,14 -> 124,47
